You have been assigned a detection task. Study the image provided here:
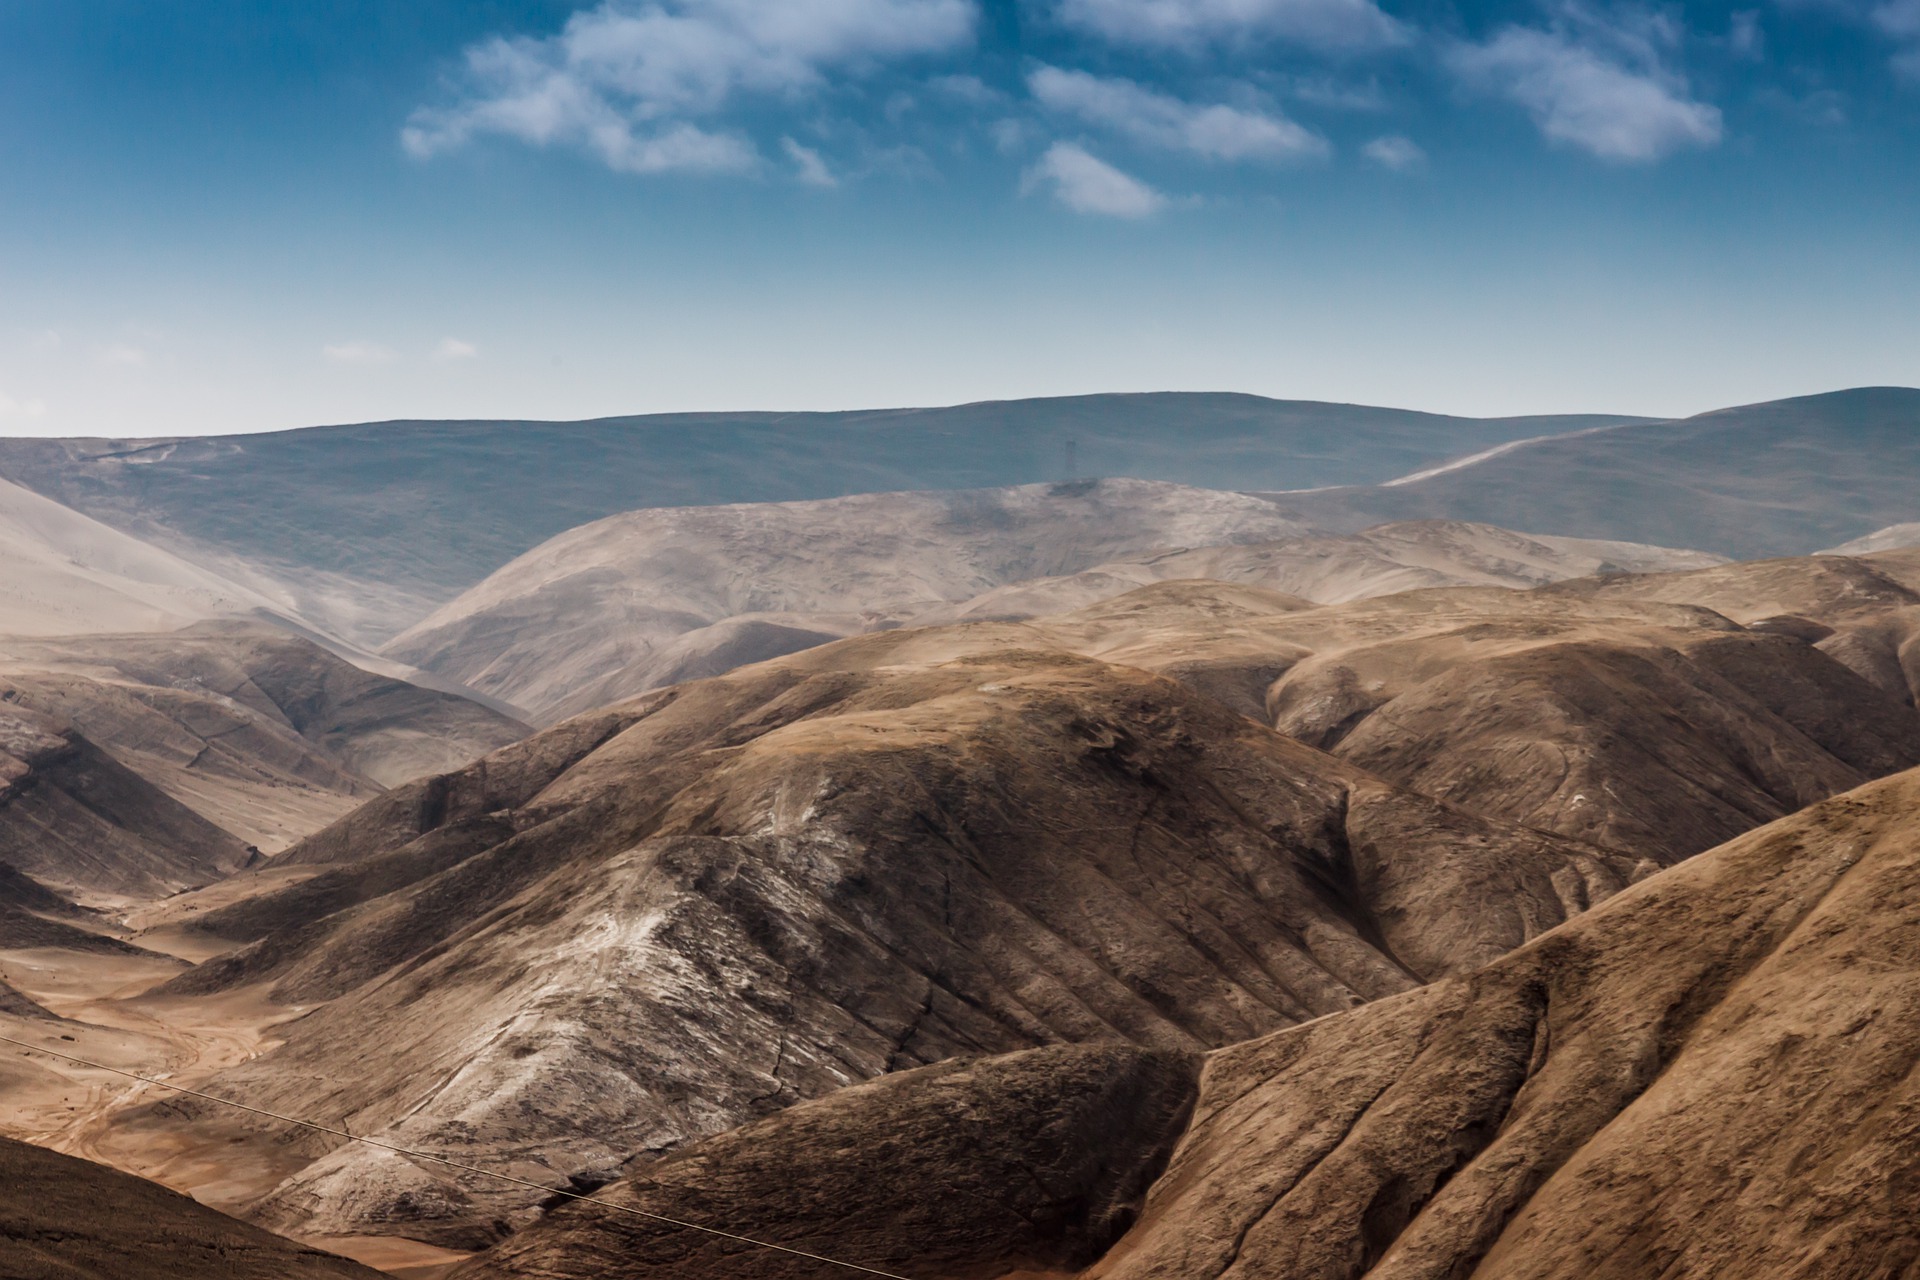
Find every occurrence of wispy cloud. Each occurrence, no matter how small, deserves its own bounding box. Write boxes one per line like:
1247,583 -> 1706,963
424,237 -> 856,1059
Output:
1029,66 -> 1327,161
1875,0 -> 1920,74
1022,141 -> 1168,216
782,137 -> 839,186
323,341 -> 398,366
1447,13 -> 1722,162
404,0 -> 976,174
1363,134 -> 1426,169
1055,0 -> 1408,51
433,337 -> 479,361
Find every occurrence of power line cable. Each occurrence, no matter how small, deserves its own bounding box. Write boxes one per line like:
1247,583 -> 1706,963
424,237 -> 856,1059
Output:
0,1031 -> 914,1280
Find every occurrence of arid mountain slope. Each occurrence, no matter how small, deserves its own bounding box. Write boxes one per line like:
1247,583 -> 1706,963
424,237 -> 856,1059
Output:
383,479 -> 1314,718
0,1135 -> 382,1279
150,638 -> 1634,1246
0,396 -> 1631,642
0,700 -> 255,902
0,623 -> 528,857
0,474 -> 284,637
386,498 -> 1720,722
456,1044 -> 1202,1280
1275,387 -> 1920,559
1006,579 -> 1920,861
1533,549 -> 1920,721
458,763 -> 1920,1280
1084,764 -> 1920,1280
912,521 -> 1724,626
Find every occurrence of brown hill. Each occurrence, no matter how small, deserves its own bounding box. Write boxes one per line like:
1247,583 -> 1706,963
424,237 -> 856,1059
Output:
999,578 -> 1920,861
911,521 -> 1723,627
0,622 -> 528,855
381,479 -> 1314,719
453,762 -> 1920,1280
0,699 -> 254,902
382,497 -> 1720,723
455,1044 -> 1201,1280
0,1134 -> 381,1279
147,636 -> 1635,1246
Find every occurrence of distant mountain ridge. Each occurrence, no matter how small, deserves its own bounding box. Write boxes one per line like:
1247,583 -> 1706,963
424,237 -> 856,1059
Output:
0,395 -> 1642,643
1269,387 -> 1920,560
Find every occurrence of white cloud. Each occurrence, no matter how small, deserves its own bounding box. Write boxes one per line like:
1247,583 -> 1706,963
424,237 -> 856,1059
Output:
404,0 -> 976,174
1022,141 -> 1168,216
1055,0 -> 1408,51
433,337 -> 480,361
1030,66 -> 1327,161
323,341 -> 398,366
782,137 -> 839,186
1363,134 -> 1426,169
1447,22 -> 1722,162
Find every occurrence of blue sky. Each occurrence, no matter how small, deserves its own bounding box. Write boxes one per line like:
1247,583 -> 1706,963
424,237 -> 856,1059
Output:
0,0 -> 1916,435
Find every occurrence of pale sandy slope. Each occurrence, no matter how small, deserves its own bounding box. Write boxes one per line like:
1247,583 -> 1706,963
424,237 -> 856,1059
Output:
381,479 -> 1316,719
913,520 -> 1726,625
1823,520 -> 1920,554
383,482 -> 1724,722
0,474 -> 293,636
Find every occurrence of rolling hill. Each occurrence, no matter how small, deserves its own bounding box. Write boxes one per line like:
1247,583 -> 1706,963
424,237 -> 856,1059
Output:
0,396 -> 1639,643
1274,387 -> 1920,559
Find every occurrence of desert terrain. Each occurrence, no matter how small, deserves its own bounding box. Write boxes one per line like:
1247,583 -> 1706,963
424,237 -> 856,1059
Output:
5,390 -> 1920,1279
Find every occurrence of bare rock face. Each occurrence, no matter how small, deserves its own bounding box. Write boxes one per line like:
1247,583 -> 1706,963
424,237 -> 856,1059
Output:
1089,765 -> 1920,1280
151,639 -> 1633,1247
454,1044 -> 1202,1280
0,1135 -> 382,1279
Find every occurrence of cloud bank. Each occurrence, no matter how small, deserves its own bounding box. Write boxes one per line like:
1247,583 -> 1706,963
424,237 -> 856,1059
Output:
1054,0 -> 1408,51
1030,66 -> 1328,161
1448,15 -> 1723,162
404,0 -> 975,173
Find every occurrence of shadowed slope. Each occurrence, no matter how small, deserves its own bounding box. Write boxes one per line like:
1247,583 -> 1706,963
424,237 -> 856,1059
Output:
0,623 -> 528,855
450,764 -> 1920,1280
1084,764 -> 1920,1280
148,638 -> 1633,1246
0,701 -> 253,902
0,1135 -> 382,1279
454,1044 -> 1201,1280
